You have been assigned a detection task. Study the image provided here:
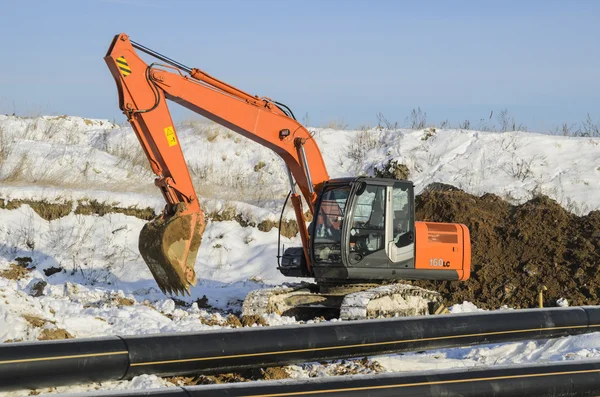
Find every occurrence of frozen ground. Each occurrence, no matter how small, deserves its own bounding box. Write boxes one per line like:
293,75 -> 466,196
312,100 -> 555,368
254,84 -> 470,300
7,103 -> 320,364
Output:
1,115 -> 600,395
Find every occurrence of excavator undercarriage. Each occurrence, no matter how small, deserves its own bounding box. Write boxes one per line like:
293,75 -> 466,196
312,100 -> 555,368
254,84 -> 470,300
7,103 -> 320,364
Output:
242,283 -> 442,321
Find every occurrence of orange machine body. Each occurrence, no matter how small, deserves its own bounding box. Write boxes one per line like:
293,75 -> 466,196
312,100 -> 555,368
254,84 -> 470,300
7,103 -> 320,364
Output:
414,221 -> 471,280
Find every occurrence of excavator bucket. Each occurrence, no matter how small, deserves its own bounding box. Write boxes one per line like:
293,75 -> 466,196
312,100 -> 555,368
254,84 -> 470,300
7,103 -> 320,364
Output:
138,204 -> 206,295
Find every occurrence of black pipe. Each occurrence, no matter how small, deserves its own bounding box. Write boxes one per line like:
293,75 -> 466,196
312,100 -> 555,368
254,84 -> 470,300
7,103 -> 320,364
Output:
2,306 -> 600,391
54,359 -> 600,397
0,336 -> 128,391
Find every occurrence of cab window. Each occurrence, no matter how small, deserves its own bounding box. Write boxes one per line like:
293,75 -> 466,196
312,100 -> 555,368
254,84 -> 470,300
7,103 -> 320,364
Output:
349,185 -> 386,262
313,185 -> 351,264
392,183 -> 413,248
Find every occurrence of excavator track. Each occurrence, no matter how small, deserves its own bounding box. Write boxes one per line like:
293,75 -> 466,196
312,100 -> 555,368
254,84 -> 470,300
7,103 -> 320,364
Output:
242,283 -> 442,321
241,284 -> 313,317
339,284 -> 442,320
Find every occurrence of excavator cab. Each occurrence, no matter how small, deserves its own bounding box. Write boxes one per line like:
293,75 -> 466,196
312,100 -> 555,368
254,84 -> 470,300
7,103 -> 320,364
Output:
279,178 -> 470,283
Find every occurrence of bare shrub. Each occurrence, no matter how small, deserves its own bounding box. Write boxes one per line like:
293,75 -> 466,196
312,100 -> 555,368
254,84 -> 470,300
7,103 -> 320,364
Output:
477,111 -> 496,132
549,115 -> 600,137
0,126 -> 13,172
581,113 -> 600,137
324,119 -> 348,130
302,112 -> 311,127
376,112 -> 398,130
458,120 -> 471,130
501,154 -> 543,182
497,109 -> 527,132
3,153 -> 31,182
373,160 -> 409,180
346,128 -> 381,166
22,120 -> 38,140
551,122 -> 580,136
407,107 -> 427,129
41,120 -> 61,139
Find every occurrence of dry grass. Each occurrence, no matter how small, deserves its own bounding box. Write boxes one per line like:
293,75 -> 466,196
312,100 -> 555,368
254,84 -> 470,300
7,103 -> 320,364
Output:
206,203 -> 300,238
22,314 -> 47,328
3,152 -> 30,182
38,328 -> 73,341
0,126 -> 13,172
0,199 -> 73,221
0,198 -> 156,221
346,128 -> 382,167
254,161 -> 266,172
75,199 -> 155,220
374,160 -> 410,180
114,296 -> 135,306
0,263 -> 31,280
323,119 -> 349,130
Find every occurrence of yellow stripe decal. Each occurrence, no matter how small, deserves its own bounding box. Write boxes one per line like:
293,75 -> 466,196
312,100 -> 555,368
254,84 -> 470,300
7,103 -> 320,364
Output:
116,56 -> 131,77
241,368 -> 600,397
131,324 -> 598,367
0,351 -> 128,366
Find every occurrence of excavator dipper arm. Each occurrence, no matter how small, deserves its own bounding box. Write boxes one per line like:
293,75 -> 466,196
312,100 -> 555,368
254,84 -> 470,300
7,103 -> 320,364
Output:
104,33 -> 329,294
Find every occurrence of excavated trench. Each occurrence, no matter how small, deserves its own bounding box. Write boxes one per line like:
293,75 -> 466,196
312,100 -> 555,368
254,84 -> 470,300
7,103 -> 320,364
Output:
413,186 -> 600,309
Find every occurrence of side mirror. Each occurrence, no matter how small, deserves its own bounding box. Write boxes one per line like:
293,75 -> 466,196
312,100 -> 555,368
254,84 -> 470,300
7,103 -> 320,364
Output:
356,182 -> 367,196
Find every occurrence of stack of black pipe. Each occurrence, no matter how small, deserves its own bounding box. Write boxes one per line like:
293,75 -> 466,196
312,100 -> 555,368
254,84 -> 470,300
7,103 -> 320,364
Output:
1,306 -> 600,392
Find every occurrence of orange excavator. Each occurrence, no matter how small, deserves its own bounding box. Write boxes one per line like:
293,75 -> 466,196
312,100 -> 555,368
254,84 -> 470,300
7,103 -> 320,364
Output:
105,34 -> 471,320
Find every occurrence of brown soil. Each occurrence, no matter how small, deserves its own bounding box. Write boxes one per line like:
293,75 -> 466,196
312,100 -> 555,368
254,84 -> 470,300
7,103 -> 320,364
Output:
22,314 -> 47,327
114,296 -> 135,306
374,160 -> 410,180
43,266 -> 63,277
225,314 -> 242,328
29,280 -> 47,297
257,219 -> 299,238
37,328 -> 73,341
240,314 -> 268,327
165,366 -> 289,386
262,367 -> 290,380
412,189 -> 600,309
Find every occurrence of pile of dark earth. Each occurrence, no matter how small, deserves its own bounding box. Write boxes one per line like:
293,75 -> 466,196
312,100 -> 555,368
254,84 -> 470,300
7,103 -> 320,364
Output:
412,184 -> 600,309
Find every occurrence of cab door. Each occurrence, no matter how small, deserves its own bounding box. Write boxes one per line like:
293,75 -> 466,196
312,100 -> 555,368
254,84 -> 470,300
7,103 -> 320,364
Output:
346,183 -> 388,267
386,182 -> 415,268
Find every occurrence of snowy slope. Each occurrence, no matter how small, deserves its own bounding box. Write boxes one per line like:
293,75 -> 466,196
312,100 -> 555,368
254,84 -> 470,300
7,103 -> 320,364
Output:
1,115 -> 600,395
1,115 -> 599,214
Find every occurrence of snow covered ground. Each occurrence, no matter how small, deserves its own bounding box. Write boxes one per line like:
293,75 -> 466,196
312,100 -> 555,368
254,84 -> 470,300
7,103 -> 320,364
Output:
1,115 -> 600,395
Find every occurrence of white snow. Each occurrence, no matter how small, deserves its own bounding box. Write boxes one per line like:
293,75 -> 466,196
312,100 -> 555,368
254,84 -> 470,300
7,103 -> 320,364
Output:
1,115 -> 600,395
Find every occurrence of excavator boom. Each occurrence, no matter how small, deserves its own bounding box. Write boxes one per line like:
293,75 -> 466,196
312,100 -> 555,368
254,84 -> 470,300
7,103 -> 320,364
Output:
104,34 -> 329,294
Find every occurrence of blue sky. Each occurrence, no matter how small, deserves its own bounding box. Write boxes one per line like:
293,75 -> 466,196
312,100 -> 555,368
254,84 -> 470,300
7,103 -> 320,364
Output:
1,0 -> 599,131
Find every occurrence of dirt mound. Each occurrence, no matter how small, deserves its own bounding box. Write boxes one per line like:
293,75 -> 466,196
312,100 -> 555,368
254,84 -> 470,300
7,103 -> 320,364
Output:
413,189 -> 600,309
